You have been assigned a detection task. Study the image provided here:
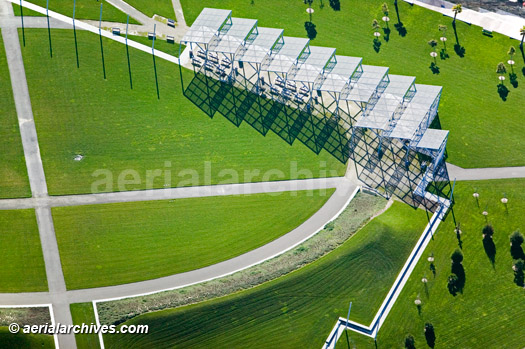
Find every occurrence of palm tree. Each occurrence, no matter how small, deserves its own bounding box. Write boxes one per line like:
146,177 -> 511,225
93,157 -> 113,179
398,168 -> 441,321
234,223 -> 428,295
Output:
497,62 -> 507,85
372,19 -> 380,33
428,39 -> 438,63
452,4 -> 462,25
381,3 -> 390,29
508,46 -> 516,73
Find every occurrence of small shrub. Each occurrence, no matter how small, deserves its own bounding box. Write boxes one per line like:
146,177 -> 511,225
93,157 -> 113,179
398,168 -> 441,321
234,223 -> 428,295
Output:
404,334 -> 416,349
482,225 -> 494,239
451,249 -> 463,264
510,230 -> 524,246
424,322 -> 436,348
324,221 -> 335,231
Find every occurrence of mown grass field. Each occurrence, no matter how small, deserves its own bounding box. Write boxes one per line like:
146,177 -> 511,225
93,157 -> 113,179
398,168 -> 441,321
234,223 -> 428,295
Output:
0,328 -> 54,349
70,303 -> 100,349
20,29 -> 345,195
344,179 -> 525,348
0,35 -> 30,199
126,34 -> 183,57
103,201 -> 427,348
125,0 -> 175,20
12,0 -> 140,23
0,209 -> 47,292
181,0 -> 525,168
53,189 -> 334,289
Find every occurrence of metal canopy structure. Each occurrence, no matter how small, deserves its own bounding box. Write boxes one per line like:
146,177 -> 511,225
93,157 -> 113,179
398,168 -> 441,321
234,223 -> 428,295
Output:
181,8 -> 231,45
180,8 -> 453,212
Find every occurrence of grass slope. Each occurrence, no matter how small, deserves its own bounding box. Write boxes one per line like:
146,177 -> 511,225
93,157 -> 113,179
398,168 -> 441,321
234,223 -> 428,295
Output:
103,202 -> 427,348
0,210 -> 47,292
21,29 -> 345,195
53,189 -> 334,289
12,0 -> 140,23
0,34 -> 30,198
70,303 -> 100,349
181,0 -> 525,168
0,328 -> 54,349
125,0 -> 175,20
346,179 -> 525,348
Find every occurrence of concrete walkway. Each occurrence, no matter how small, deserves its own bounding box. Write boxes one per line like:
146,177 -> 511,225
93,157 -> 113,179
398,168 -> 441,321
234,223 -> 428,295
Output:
406,0 -> 525,40
1,1 -> 75,347
0,177 -> 345,210
447,163 -> 525,181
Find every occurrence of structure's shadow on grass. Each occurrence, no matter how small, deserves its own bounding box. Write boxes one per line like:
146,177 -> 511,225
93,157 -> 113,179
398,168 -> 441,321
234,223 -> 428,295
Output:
497,84 -> 509,101
522,66 -> 525,77
454,43 -> 465,57
183,71 -> 351,164
429,62 -> 440,74
483,237 -> 496,267
373,38 -> 381,52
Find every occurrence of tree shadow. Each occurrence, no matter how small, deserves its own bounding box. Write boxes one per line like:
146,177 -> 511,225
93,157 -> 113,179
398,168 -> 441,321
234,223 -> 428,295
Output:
393,2 -> 407,36
514,260 -> 524,287
510,73 -> 518,88
483,236 -> 496,267
454,43 -> 465,57
451,263 -> 466,293
440,48 -> 449,60
304,21 -> 317,40
510,244 -> 525,260
430,262 -> 436,277
329,0 -> 340,11
456,230 -> 463,249
373,38 -> 382,52
429,62 -> 440,74
497,84 -> 509,101
520,45 -> 525,65
522,66 -> 525,77
383,27 -> 390,42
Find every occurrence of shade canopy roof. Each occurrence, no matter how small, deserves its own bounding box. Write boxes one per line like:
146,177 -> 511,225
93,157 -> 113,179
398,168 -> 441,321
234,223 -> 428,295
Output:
181,8 -> 231,45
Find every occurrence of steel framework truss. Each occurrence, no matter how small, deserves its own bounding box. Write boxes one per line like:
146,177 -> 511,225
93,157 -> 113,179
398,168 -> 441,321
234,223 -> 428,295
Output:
180,8 -> 453,212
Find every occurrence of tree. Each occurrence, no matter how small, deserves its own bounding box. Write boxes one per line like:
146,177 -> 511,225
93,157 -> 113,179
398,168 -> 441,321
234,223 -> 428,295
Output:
405,334 -> 416,349
520,25 -> 525,50
497,62 -> 507,85
438,24 -> 447,36
382,2 -> 389,17
424,322 -> 436,348
451,249 -> 463,264
510,230 -> 524,247
372,19 -> 380,32
508,46 -> 516,75
452,4 -> 462,25
483,224 -> 495,239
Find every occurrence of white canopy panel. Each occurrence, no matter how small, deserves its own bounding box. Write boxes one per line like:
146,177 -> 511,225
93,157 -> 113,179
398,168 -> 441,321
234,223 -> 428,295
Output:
211,17 -> 257,54
343,65 -> 388,102
262,36 -> 309,74
181,8 -> 232,45
389,84 -> 442,140
237,27 -> 283,64
355,75 -> 415,130
318,56 -> 362,93
417,129 -> 448,150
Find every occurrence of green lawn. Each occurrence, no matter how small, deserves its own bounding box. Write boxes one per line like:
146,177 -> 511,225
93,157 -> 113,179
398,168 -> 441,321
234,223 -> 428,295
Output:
0,328 -> 54,349
20,29 -> 345,195
12,0 -> 140,24
0,34 -> 30,199
70,303 -> 100,349
103,201 -> 427,348
125,0 -> 175,19
0,210 -> 47,292
53,189 -> 334,289
345,179 -> 525,348
181,0 -> 525,168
